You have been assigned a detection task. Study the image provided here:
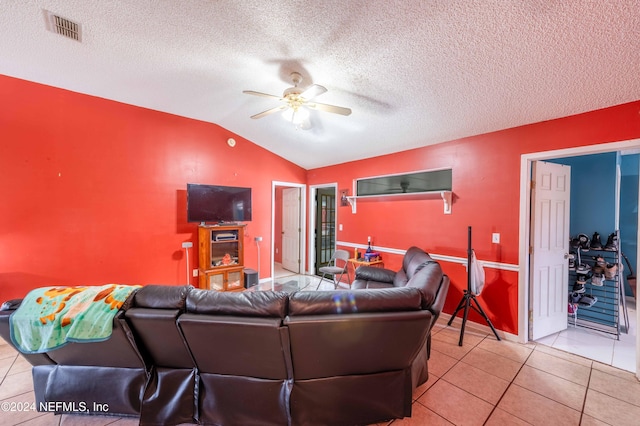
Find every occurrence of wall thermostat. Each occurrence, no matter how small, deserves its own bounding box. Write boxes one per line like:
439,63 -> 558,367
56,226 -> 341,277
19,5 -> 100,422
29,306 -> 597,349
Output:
227,138 -> 236,147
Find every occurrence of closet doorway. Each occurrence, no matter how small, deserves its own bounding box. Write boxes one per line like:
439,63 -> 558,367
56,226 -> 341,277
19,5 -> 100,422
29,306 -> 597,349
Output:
519,140 -> 640,375
272,181 -> 306,279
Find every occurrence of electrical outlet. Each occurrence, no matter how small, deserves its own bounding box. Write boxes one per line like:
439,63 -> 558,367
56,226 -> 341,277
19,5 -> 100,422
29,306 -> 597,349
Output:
275,248 -> 279,254
492,233 -> 500,244
339,224 -> 343,231
255,236 -> 262,242
192,269 -> 199,277
182,242 -> 193,248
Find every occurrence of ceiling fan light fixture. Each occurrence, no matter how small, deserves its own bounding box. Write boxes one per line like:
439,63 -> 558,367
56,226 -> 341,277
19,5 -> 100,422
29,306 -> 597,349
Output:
282,106 -> 309,126
243,71 -> 351,127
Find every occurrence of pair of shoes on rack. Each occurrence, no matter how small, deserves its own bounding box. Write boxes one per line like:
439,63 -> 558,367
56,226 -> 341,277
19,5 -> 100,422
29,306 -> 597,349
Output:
573,274 -> 588,293
570,237 -> 581,250
604,263 -> 618,279
578,234 -> 590,251
578,294 -> 597,308
576,263 -> 591,275
591,232 -> 604,250
574,232 -> 618,251
604,232 -> 618,251
591,272 -> 604,286
568,290 -> 597,307
592,256 -> 606,274
591,256 -> 605,286
569,292 -> 582,304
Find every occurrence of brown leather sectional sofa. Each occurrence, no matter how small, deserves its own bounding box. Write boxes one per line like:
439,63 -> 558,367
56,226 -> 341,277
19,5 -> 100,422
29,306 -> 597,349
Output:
352,246 -> 450,359
0,248 -> 449,426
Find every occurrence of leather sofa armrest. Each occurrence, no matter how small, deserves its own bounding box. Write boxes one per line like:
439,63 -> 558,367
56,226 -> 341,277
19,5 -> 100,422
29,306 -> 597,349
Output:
354,266 -> 396,283
429,275 -> 450,320
1,299 -> 22,311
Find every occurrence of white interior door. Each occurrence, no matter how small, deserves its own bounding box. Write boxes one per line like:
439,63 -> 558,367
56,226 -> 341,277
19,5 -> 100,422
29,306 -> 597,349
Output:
530,160 -> 571,340
282,187 -> 301,273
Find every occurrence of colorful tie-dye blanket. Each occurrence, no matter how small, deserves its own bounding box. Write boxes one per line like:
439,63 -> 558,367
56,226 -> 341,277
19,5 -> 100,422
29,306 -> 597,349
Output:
10,284 -> 140,354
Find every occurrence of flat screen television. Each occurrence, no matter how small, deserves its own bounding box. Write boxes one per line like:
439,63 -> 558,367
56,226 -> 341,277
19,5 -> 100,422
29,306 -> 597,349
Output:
187,183 -> 252,223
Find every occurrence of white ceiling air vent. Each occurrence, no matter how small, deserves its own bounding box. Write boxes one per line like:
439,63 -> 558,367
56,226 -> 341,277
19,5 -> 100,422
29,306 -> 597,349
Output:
43,10 -> 82,42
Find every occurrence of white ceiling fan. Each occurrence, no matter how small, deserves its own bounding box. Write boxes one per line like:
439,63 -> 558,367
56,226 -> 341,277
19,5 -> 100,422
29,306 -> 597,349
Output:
243,72 -> 352,129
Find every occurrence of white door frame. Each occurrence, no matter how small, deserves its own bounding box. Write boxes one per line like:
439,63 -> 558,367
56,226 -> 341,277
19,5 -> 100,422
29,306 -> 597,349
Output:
272,181 -> 306,280
518,138 -> 640,377
308,183 -> 338,276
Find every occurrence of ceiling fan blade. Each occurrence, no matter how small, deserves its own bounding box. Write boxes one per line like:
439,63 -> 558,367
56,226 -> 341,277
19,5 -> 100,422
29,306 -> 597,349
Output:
300,84 -> 327,100
307,101 -> 352,116
250,105 -> 288,119
243,90 -> 282,100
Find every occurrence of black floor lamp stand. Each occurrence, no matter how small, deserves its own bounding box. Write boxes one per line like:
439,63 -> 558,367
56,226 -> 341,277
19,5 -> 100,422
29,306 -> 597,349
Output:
447,226 -> 501,346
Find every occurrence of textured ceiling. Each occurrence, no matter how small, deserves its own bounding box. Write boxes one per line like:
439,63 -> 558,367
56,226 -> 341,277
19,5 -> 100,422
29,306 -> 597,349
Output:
1,1 -> 639,169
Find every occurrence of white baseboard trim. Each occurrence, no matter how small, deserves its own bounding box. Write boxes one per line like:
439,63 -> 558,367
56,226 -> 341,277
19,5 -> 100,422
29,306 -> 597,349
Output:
438,311 -> 518,343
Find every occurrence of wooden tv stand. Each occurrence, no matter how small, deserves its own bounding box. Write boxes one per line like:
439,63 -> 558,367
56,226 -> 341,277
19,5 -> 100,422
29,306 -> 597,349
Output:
198,224 -> 245,291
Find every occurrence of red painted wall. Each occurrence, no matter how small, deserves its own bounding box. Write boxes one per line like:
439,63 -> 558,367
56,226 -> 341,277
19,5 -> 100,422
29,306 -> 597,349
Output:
307,101 -> 640,334
0,75 -> 306,301
3,72 -> 639,336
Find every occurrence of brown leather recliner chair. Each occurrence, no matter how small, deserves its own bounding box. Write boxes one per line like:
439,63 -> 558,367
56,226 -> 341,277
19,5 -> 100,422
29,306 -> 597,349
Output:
178,288 -> 292,426
284,287 -> 431,426
351,246 -> 450,360
125,285 -> 196,426
0,295 -> 149,417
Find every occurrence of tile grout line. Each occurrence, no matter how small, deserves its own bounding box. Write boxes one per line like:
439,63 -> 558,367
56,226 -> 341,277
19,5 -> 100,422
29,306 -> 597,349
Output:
578,364 -> 594,426
407,376 -> 454,426
425,334 -> 495,424
510,347 -> 594,414
481,341 -> 537,425
0,354 -> 19,388
409,332 -> 489,424
14,412 -> 61,426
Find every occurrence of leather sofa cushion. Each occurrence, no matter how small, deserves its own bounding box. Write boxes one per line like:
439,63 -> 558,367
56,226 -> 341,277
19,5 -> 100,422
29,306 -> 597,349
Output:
133,285 -> 191,310
403,247 -> 429,276
186,288 -> 289,318
406,263 -> 444,309
288,287 -> 422,316
403,246 -> 438,277
125,308 -> 193,368
393,269 -> 409,287
354,266 -> 395,283
351,280 -> 393,290
284,308 -> 432,379
178,314 -> 290,379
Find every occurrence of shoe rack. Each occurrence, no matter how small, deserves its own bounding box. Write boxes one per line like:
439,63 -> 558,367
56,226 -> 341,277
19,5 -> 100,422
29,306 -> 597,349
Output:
568,230 -> 627,339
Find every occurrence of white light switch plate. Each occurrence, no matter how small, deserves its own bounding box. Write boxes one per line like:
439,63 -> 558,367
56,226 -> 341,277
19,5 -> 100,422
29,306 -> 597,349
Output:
492,233 -> 500,244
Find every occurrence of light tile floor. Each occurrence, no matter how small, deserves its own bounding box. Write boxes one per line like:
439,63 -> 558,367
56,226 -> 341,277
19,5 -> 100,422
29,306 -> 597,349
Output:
2,275 -> 640,425
273,262 -> 295,279
535,299 -> 637,373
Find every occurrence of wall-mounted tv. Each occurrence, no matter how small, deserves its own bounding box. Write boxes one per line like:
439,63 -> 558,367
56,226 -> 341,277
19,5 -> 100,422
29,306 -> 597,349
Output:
187,184 -> 252,223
